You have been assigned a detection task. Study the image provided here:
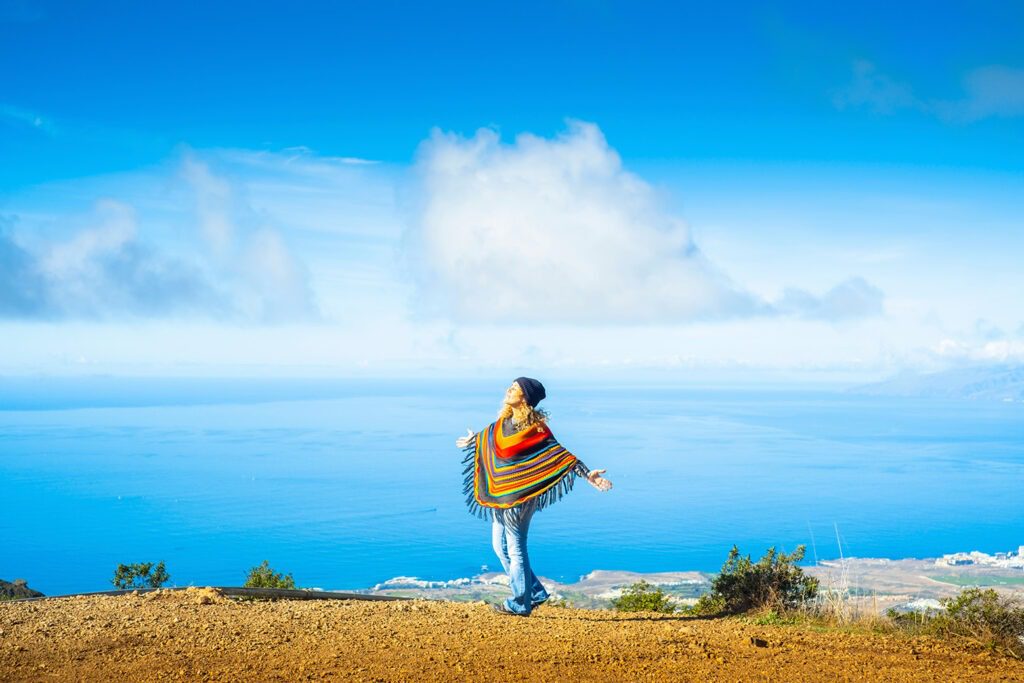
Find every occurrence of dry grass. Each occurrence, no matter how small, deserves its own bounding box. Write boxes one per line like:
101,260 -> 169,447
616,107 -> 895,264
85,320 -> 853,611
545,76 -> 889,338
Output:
744,564 -> 1024,662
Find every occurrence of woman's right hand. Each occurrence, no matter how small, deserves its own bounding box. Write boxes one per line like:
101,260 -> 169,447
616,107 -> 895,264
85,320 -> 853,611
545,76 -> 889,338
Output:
586,469 -> 613,492
455,428 -> 476,448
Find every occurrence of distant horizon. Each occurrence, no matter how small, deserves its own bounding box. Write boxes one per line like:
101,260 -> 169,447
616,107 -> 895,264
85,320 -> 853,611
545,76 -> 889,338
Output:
0,366 -> 898,396
1,360 -> 1021,385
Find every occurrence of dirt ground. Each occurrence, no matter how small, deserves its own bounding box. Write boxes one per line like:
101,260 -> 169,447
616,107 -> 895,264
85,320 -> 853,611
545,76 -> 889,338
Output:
2,588 -> 1023,682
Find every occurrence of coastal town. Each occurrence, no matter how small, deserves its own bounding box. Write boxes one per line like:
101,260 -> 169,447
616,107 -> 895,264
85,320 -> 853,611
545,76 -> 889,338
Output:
936,546 -> 1024,569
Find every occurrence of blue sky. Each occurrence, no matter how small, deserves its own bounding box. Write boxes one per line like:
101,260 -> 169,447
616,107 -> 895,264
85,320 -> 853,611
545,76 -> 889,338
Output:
1,1 -> 1022,378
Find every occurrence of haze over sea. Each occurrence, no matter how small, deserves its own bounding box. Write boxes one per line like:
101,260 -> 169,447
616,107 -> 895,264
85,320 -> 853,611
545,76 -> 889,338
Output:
3,377 -> 1022,597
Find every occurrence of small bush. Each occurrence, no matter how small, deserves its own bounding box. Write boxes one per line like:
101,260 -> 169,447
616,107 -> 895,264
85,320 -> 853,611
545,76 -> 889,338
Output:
689,593 -> 726,616
886,606 -> 939,629
611,580 -> 676,613
699,545 -> 818,615
244,560 -> 296,590
930,588 -> 1024,658
753,609 -> 786,626
112,561 -> 170,590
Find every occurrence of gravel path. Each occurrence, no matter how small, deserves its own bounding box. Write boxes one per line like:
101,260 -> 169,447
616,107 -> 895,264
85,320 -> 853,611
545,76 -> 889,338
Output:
2,587 -> 1022,681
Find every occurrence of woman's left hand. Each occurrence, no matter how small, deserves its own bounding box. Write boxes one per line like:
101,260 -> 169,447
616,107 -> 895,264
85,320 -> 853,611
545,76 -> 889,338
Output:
586,468 -> 613,492
456,428 -> 476,448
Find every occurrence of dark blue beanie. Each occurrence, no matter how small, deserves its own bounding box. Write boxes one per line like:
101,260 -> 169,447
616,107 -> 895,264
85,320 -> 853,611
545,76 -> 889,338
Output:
514,377 -> 546,408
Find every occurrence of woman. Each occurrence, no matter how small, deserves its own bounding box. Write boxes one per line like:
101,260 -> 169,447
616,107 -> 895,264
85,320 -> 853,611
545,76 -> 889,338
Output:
456,377 -> 612,616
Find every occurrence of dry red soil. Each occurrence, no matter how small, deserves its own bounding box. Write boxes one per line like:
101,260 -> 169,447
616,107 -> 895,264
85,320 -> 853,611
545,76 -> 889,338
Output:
2,588 -> 1023,681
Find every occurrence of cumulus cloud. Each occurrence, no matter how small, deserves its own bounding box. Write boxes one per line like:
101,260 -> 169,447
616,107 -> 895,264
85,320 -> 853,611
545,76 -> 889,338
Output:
833,60 -> 1024,123
180,155 -> 317,321
409,121 -> 760,323
773,277 -> 885,321
0,201 -> 226,319
0,218 -> 49,316
409,121 -> 885,325
0,156 -> 317,322
182,156 -> 235,253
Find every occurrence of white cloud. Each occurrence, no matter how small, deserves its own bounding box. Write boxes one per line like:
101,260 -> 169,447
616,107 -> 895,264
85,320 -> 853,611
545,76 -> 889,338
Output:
2,140 -> 914,375
239,228 -> 316,321
1,200 -> 226,319
774,277 -> 885,321
181,156 -> 234,253
409,121 -> 760,323
0,155 -> 318,322
180,154 -> 318,321
932,338 -> 1024,363
0,216 -> 51,316
277,146 -> 379,166
833,60 -> 1024,123
409,121 -> 887,326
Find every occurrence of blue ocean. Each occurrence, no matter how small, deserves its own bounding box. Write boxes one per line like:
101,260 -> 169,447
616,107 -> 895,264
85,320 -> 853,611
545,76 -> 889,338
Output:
2,378 -> 1023,596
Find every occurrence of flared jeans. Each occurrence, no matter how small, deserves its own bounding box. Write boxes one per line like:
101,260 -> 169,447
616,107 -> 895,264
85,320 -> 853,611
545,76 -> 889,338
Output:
491,498 -> 550,615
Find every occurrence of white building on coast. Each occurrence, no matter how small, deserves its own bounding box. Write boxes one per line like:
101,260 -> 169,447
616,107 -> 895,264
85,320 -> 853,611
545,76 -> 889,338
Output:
935,546 -> 1024,569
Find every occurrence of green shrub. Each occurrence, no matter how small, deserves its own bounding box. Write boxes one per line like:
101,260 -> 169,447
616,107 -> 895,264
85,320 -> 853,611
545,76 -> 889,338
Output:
752,609 -> 785,625
886,606 -> 939,629
699,545 -> 818,615
244,560 -> 297,589
611,580 -> 676,613
688,593 -> 726,616
930,588 -> 1024,657
112,561 -> 170,590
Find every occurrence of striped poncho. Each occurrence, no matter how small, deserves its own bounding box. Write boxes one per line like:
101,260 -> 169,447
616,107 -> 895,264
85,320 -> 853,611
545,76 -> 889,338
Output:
461,417 -> 587,519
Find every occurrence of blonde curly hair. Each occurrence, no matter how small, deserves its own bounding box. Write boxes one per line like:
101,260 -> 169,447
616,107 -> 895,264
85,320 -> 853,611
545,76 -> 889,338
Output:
497,402 -> 549,430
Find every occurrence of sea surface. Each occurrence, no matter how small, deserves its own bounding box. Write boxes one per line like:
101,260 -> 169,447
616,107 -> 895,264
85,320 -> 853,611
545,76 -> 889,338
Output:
2,377 -> 1023,596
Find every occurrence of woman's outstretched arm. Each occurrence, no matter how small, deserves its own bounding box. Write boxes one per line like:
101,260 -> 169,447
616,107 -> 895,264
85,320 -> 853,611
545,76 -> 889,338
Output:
573,460 -> 613,491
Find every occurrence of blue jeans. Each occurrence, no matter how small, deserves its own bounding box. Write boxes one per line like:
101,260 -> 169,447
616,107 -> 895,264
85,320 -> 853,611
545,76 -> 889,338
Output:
491,499 -> 549,615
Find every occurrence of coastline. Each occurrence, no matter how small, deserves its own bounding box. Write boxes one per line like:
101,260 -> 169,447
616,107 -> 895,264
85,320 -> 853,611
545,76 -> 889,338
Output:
9,555 -> 1023,608
360,558 -> 1024,612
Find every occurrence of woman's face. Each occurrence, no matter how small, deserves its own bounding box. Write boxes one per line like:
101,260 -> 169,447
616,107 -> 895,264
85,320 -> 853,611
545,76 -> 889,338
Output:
503,381 -> 525,407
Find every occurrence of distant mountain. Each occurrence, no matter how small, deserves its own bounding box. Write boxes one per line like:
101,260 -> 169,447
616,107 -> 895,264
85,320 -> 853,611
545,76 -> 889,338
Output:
851,364 -> 1024,401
